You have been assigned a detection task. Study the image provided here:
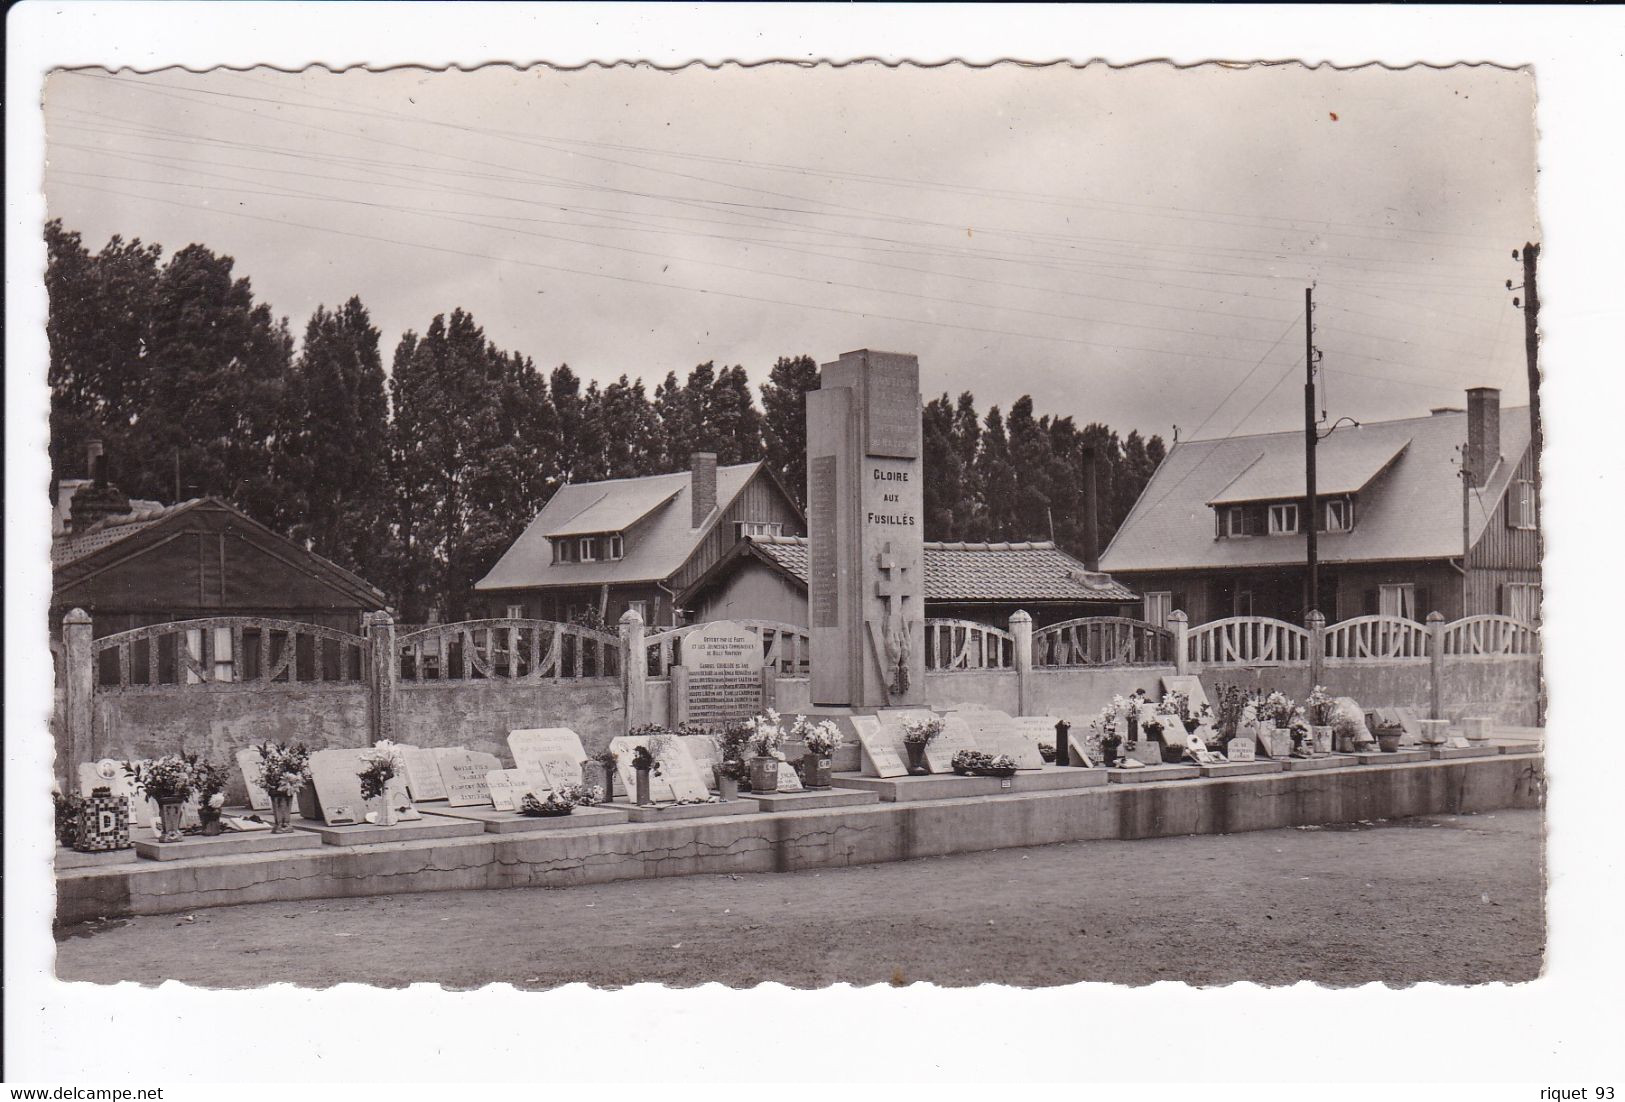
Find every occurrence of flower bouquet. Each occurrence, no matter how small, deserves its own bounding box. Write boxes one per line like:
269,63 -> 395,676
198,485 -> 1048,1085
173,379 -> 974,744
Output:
951,750 -> 1019,778
899,716 -> 943,775
253,741 -> 311,832
186,753 -> 231,835
744,710 -> 790,791
519,789 -> 578,817
712,723 -> 752,799
590,747 -> 619,799
124,755 -> 196,841
794,716 -> 843,787
357,742 -> 403,825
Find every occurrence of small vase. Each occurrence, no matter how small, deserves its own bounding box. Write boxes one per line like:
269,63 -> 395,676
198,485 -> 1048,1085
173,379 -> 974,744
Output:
599,764 -> 616,801
156,797 -> 186,842
1312,725 -> 1334,755
370,795 -> 397,827
270,792 -> 295,833
635,767 -> 652,806
749,757 -> 780,792
904,743 -> 928,775
718,774 -> 740,802
200,812 -> 224,837
803,755 -> 833,788
1377,731 -> 1404,753
1101,738 -> 1121,768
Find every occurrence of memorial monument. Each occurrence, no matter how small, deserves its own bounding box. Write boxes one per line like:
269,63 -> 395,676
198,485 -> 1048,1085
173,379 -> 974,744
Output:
806,349 -> 926,709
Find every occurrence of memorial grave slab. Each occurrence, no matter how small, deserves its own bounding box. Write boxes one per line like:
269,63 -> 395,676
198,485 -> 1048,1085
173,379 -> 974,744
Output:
1159,675 -> 1210,709
400,745 -> 452,802
235,747 -> 273,810
681,620 -> 765,728
1278,754 -> 1361,772
832,765 -> 1104,802
1106,763 -> 1200,784
134,829 -> 323,862
484,768 -> 554,812
1352,749 -> 1430,765
304,748 -> 420,826
957,710 -> 1046,771
747,787 -> 881,813
609,734 -> 712,804
80,758 -> 201,830
508,729 -> 590,788
434,749 -> 505,807
617,799 -> 762,823
421,803 -> 632,834
679,734 -> 723,790
1196,760 -> 1284,778
850,715 -> 908,778
294,815 -> 486,846
924,714 -> 982,774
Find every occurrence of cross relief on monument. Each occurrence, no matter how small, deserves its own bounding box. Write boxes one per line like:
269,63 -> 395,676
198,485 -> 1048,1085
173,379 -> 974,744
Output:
870,542 -> 916,698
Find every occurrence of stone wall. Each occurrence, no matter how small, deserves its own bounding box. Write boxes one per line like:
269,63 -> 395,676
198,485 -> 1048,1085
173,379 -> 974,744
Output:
1439,656 -> 1542,726
395,679 -> 625,759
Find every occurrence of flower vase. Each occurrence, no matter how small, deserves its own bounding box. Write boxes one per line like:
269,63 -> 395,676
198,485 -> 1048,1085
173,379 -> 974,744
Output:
748,756 -> 780,792
1101,737 -> 1121,768
370,795 -> 397,827
598,763 -> 615,801
803,754 -> 833,788
199,812 -> 224,837
1312,725 -> 1334,755
156,797 -> 186,842
1376,730 -> 1404,753
635,767 -> 652,806
270,793 -> 295,833
718,773 -> 740,802
904,743 -> 928,775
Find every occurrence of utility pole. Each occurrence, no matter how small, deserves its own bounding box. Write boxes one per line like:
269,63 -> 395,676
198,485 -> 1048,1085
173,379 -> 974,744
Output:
1518,243 -> 1541,534
1304,286 -> 1318,620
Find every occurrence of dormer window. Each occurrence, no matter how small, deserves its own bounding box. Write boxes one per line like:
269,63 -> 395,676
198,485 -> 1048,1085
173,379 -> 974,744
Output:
578,537 -> 598,563
1324,499 -> 1349,533
1268,503 -> 1298,535
553,532 -> 624,563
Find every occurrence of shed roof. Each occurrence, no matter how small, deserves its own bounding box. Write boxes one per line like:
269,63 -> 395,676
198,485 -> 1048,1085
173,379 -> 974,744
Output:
476,462 -> 770,590
1100,404 -> 1532,572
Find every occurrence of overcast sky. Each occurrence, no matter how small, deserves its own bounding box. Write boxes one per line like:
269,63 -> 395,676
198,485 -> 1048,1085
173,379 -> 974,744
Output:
43,62 -> 1538,443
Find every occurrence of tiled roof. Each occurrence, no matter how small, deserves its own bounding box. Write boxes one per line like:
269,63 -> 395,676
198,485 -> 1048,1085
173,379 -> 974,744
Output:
1100,404 -> 1533,573
476,463 -> 767,589
50,498 -> 200,567
750,535 -> 1138,603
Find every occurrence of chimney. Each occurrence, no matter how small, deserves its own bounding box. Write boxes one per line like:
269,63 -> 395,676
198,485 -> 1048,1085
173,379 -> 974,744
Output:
67,438 -> 132,532
1080,446 -> 1101,571
690,452 -> 718,528
1465,387 -> 1501,489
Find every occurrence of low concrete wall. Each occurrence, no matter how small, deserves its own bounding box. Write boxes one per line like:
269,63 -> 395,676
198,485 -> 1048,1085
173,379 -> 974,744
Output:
56,754 -> 1544,923
1439,656 -> 1541,726
94,685 -> 371,804
1025,666 -> 1174,721
925,668 -> 1021,710
395,679 -> 624,759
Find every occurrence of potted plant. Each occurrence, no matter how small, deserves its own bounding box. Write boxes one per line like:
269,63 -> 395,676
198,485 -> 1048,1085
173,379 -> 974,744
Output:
1091,699 -> 1126,767
744,710 -> 790,790
796,717 -> 843,788
899,716 -> 943,775
253,741 -> 311,833
357,742 -> 403,826
185,753 -> 230,835
1370,715 -> 1405,753
125,756 -> 195,842
53,789 -> 83,847
951,749 -> 991,775
707,723 -> 749,801
629,743 -> 661,805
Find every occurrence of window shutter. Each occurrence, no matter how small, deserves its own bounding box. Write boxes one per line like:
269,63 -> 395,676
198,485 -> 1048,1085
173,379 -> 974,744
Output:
1362,588 -> 1378,616
1215,510 -> 1223,539
1498,582 -> 1508,615
1505,485 -> 1517,529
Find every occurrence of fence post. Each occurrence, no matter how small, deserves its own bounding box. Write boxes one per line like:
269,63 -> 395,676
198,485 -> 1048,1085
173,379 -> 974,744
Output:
63,608 -> 94,785
367,610 -> 397,746
1009,610 -> 1033,715
620,608 -> 649,732
1427,611 -> 1446,720
1306,609 -> 1326,687
1168,609 -> 1190,675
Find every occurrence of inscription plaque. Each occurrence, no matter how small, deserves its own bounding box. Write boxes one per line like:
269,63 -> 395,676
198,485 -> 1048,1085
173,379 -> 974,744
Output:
809,455 -> 839,629
681,620 -> 764,728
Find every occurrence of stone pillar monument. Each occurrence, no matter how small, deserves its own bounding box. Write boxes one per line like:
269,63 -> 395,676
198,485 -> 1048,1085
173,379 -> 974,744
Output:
806,350 -> 926,708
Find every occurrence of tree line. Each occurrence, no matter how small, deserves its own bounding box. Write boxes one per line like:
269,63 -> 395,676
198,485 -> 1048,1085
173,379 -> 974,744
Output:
45,222 -> 1166,620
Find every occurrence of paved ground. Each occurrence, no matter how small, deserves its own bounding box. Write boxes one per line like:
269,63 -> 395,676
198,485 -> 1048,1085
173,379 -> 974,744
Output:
55,809 -> 1544,988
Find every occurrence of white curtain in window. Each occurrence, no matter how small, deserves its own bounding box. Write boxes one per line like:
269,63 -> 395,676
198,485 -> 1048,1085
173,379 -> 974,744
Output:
1378,584 -> 1415,619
